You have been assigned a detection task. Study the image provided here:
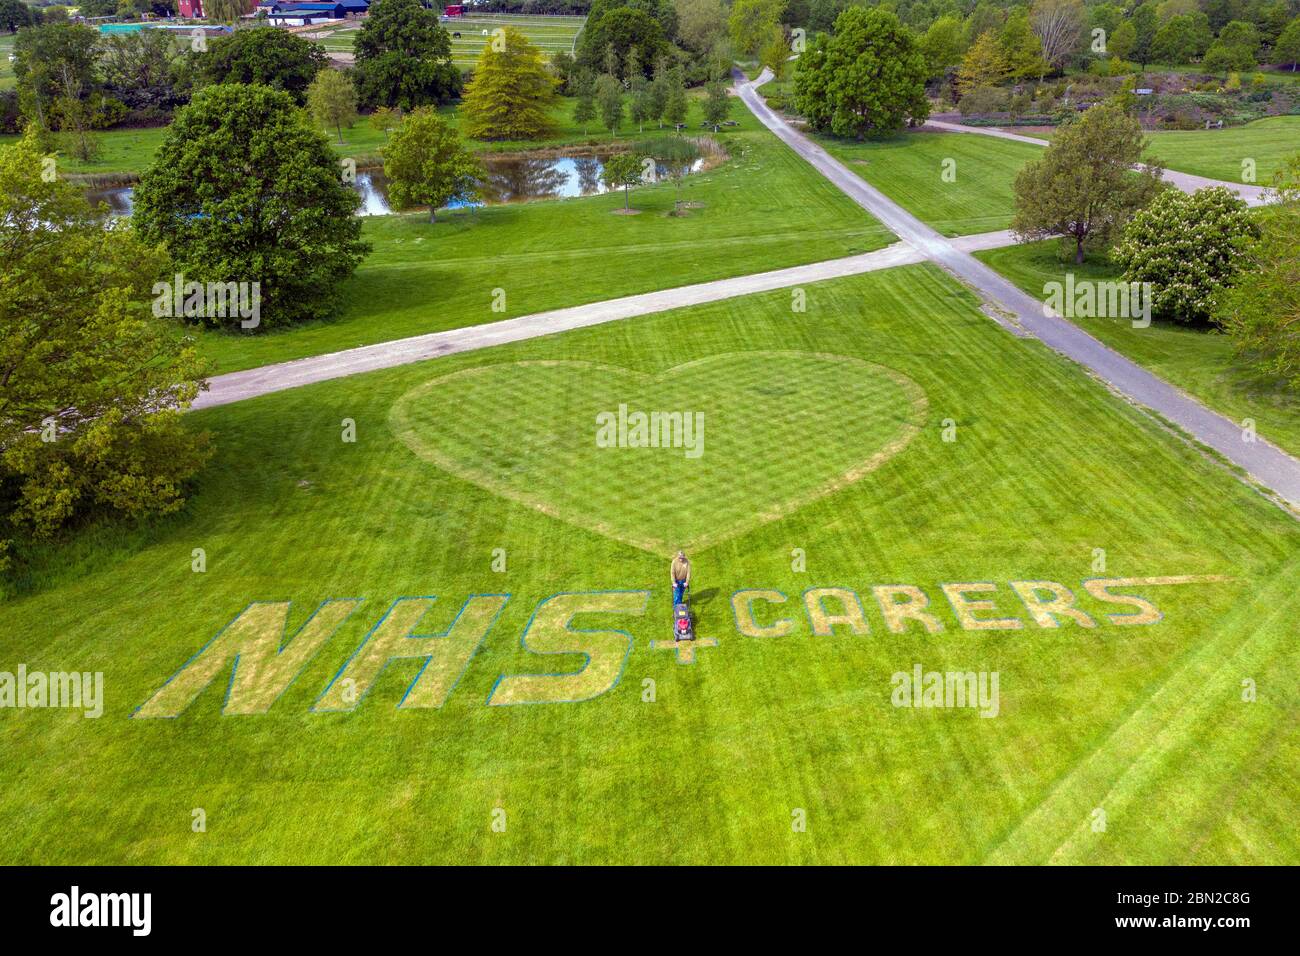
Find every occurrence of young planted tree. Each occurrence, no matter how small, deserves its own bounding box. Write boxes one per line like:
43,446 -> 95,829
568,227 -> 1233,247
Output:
702,79 -> 731,131
460,25 -> 558,140
1011,101 -> 1165,263
662,64 -> 689,130
307,68 -> 358,144
628,68 -> 652,132
758,24 -> 789,81
132,84 -> 368,330
383,107 -> 482,222
601,151 -> 645,210
596,72 -> 624,137
369,105 -> 402,139
572,68 -> 597,133
648,56 -> 670,127
0,132 -> 211,564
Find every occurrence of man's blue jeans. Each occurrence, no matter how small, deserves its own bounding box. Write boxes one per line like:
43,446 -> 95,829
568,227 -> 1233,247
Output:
673,581 -> 686,604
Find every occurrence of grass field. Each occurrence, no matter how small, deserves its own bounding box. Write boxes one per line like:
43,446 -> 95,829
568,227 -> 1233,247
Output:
0,32 -> 15,91
3,264 -> 1296,864
817,129 -> 1042,236
189,103 -> 894,373
307,13 -> 585,69
1145,115 -> 1300,185
976,240 -> 1300,460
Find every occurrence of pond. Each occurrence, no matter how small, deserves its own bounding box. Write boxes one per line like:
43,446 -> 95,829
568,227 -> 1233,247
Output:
86,151 -> 708,218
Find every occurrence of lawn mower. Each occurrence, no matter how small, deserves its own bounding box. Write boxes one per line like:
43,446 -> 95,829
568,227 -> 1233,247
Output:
673,595 -> 695,642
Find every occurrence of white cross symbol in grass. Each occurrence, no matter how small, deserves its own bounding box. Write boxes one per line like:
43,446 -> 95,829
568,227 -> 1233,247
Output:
650,636 -> 718,665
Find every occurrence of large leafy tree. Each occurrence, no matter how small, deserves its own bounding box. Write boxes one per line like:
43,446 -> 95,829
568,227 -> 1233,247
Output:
353,0 -> 461,109
999,7 -> 1048,79
1028,0 -> 1083,72
920,15 -> 967,79
1215,157 -> 1300,388
383,108 -> 482,223
0,132 -> 211,562
957,30 -> 1008,92
12,21 -> 99,130
1113,187 -> 1260,324
577,6 -> 670,79
0,0 -> 35,33
196,25 -> 327,104
1275,17 -> 1300,70
306,68 -> 358,144
793,7 -> 929,139
461,26 -> 557,140
728,0 -> 783,57
132,84 -> 368,330
1011,102 -> 1165,263
99,27 -> 189,113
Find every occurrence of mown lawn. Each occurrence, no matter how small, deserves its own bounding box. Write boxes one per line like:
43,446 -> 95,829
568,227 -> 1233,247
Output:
2,265 -> 1296,864
1144,115 -> 1300,185
816,129 -> 1043,236
194,112 -> 894,372
976,240 -> 1300,459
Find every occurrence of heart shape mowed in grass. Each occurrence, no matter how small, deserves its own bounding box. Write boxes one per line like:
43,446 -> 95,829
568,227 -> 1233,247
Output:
389,351 -> 928,554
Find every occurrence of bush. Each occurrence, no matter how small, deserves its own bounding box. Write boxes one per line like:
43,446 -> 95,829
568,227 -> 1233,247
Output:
1113,187 -> 1260,324
957,84 -> 1009,116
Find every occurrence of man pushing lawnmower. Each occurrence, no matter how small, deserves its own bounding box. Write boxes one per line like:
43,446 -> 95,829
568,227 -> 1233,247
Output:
671,550 -> 695,642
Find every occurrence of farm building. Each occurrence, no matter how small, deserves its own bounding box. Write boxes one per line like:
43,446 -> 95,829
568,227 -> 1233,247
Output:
177,0 -> 258,16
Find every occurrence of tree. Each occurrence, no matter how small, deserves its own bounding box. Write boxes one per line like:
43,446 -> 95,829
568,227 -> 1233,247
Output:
648,55 -> 669,127
1204,38 -> 1257,73
999,8 -> 1048,80
307,68 -> 357,144
99,27 -> 188,114
792,7 -> 929,139
758,24 -> 790,80
577,7 -> 670,80
1108,20 -> 1136,60
1277,17 -> 1300,70
0,132 -> 210,561
383,108 -> 481,223
965,2 -> 1005,45
353,0 -> 461,110
1113,187 -> 1259,323
601,151 -> 644,210
572,68 -> 597,133
729,0 -> 783,57
675,0 -> 728,54
461,26 -> 558,140
1152,15 -> 1201,64
920,15 -> 967,80
1215,157 -> 1300,387
0,0 -> 35,33
1029,0 -> 1084,71
196,26 -> 326,104
1130,3 -> 1160,67
369,105 -> 401,139
661,64 -> 688,129
702,78 -> 730,130
627,50 -> 653,131
1011,102 -> 1165,263
132,84 -> 368,329
957,30 -> 1008,94
13,21 -> 99,131
595,72 -> 624,136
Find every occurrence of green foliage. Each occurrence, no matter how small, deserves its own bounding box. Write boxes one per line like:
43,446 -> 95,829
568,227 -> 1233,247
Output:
353,0 -> 461,110
1011,102 -> 1165,262
196,25 -> 327,104
577,6 -> 669,80
383,107 -> 482,222
0,132 -> 211,561
461,26 -> 557,141
1216,156 -> 1300,388
572,67 -> 597,132
99,26 -> 190,114
1113,187 -> 1260,324
0,0 -> 36,33
13,21 -> 99,130
132,84 -> 368,329
601,149 -> 643,208
1276,18 -> 1300,69
998,8 -> 1047,80
702,77 -> 731,130
920,14 -> 967,80
728,0 -> 783,58
307,68 -> 358,144
595,71 -> 624,136
793,7 -> 930,139
661,63 -> 688,128
957,30 -> 1007,94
